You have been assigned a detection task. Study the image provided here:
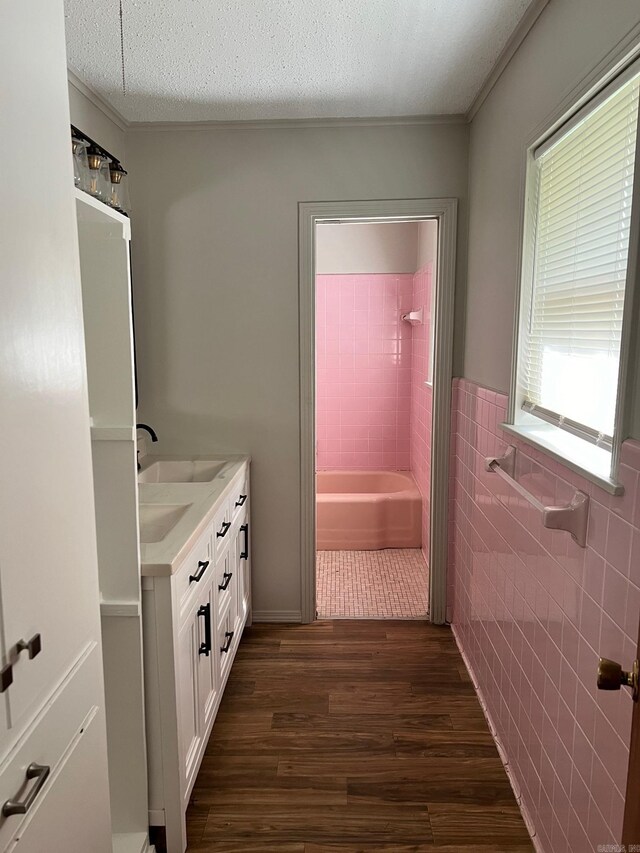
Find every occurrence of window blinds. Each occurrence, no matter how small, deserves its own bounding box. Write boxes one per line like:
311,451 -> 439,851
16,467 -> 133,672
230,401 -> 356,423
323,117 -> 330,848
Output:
520,68 -> 640,443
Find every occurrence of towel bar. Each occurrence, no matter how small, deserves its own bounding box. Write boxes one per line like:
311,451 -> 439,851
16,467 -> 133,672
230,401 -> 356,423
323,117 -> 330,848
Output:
485,445 -> 589,547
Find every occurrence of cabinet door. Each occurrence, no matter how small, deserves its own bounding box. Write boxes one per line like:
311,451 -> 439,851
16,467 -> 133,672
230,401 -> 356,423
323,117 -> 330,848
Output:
177,609 -> 201,794
6,710 -> 111,853
235,517 -> 251,627
0,0 -> 106,745
197,586 -> 219,733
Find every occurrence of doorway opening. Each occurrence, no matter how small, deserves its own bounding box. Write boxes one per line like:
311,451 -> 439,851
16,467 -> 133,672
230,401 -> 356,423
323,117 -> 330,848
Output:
314,219 -> 436,618
299,199 -> 458,625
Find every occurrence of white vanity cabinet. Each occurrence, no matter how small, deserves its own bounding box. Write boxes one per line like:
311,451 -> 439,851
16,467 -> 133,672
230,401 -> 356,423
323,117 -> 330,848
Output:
142,463 -> 251,853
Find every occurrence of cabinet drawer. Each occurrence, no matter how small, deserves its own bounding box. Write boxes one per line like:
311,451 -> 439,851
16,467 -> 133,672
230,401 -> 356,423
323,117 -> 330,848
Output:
217,604 -> 236,684
230,470 -> 249,524
213,499 -> 232,560
175,524 -> 213,620
215,549 -> 234,620
6,708 -> 111,853
0,645 -> 110,853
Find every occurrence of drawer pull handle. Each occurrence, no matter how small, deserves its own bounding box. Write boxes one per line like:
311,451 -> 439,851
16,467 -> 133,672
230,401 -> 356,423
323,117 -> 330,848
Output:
198,603 -> 212,657
2,763 -> 50,817
240,523 -> 249,560
15,634 -> 42,661
218,571 -> 232,592
0,663 -> 13,693
235,494 -> 247,507
220,631 -> 234,654
189,560 -> 209,584
216,521 -> 231,539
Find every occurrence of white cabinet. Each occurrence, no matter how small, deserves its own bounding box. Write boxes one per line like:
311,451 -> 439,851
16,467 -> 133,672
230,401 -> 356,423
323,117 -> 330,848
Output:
142,464 -> 251,853
176,605 -> 201,793
0,1 -> 111,849
7,709 -> 111,853
197,587 -> 219,733
233,515 -> 252,628
76,189 -> 151,852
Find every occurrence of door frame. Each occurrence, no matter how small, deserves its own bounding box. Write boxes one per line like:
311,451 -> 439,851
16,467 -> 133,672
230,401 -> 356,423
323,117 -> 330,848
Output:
298,198 -> 458,624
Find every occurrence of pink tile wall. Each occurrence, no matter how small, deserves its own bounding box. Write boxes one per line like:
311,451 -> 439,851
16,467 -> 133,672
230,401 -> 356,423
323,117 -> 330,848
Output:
410,263 -> 433,563
449,377 -> 639,852
316,274 -> 413,470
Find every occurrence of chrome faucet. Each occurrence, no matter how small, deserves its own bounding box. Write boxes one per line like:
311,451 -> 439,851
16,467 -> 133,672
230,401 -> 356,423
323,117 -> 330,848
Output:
136,423 -> 158,471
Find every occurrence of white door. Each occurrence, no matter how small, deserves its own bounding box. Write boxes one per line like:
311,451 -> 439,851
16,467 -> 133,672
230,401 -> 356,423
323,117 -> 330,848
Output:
0,0 -> 111,845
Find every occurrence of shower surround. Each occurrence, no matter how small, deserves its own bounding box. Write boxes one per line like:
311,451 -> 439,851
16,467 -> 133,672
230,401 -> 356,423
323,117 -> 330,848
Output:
316,273 -> 413,471
316,265 -> 433,561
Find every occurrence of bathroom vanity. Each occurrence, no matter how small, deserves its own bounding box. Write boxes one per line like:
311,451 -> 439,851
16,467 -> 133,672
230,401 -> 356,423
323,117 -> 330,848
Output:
138,455 -> 251,853
76,181 -> 252,852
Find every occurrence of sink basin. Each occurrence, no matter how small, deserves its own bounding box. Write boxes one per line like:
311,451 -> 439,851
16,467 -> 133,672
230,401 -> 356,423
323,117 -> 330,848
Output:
138,460 -> 227,484
139,503 -> 190,543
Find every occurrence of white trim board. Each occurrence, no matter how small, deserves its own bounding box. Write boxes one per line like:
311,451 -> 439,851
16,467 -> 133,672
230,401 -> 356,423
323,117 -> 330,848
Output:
67,68 -> 130,131
126,114 -> 467,133
466,0 -> 550,122
65,69 -> 469,132
298,198 -> 458,626
66,0 -> 549,133
66,1 -> 549,136
251,611 -> 302,623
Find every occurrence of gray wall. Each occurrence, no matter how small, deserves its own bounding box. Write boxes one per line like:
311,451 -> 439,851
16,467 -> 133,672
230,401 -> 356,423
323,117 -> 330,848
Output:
68,82 -> 126,163
465,0 -> 640,402
126,122 -> 468,617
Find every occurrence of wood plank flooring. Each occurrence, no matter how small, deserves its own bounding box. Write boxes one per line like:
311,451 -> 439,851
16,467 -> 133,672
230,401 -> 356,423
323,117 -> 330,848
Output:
186,620 -> 533,852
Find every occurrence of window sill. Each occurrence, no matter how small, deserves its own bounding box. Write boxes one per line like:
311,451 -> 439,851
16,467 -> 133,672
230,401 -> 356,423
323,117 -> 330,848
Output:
501,422 -> 624,496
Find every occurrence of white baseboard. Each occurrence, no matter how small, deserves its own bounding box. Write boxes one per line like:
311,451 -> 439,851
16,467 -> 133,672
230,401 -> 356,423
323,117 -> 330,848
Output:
252,610 -> 302,623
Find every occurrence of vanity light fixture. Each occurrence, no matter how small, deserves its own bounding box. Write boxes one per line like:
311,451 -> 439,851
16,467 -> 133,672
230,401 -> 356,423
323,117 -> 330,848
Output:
72,124 -> 130,216
86,144 -> 110,200
71,130 -> 89,191
108,161 -> 130,214
86,144 -> 104,173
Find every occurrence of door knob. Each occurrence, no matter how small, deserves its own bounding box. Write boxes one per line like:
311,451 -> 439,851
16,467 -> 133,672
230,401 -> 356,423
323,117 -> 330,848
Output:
597,657 -> 639,701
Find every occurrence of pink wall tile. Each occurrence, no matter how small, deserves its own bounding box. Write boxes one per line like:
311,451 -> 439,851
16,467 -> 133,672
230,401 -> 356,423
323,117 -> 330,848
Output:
449,377 -> 639,851
316,273 -> 414,471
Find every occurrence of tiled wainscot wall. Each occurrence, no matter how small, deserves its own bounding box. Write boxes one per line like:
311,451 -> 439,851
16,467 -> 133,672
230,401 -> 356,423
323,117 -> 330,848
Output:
449,378 -> 639,851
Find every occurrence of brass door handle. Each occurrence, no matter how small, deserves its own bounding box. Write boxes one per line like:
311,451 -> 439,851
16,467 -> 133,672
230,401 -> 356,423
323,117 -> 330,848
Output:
597,657 -> 639,701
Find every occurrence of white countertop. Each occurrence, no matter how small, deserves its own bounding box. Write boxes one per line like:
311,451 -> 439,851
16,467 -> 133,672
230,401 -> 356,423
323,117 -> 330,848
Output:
138,454 -> 250,577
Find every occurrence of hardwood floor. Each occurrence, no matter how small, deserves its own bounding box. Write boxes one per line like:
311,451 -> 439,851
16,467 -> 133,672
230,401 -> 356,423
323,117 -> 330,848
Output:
186,620 -> 533,851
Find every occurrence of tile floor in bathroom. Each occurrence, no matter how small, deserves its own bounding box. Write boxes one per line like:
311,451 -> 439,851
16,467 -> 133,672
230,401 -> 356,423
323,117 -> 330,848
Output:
316,549 -> 429,618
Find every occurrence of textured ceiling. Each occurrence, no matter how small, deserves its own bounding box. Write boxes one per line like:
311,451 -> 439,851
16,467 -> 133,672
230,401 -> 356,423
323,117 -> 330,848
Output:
64,0 -> 535,123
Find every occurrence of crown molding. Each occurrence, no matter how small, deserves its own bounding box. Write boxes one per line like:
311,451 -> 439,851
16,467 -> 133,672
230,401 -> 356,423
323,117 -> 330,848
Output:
126,113 -> 468,133
67,2 -> 549,134
466,0 -> 550,123
67,68 -> 130,131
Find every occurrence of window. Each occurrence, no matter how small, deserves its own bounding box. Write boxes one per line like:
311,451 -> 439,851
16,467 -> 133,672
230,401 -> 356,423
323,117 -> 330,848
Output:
512,60 -> 640,486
